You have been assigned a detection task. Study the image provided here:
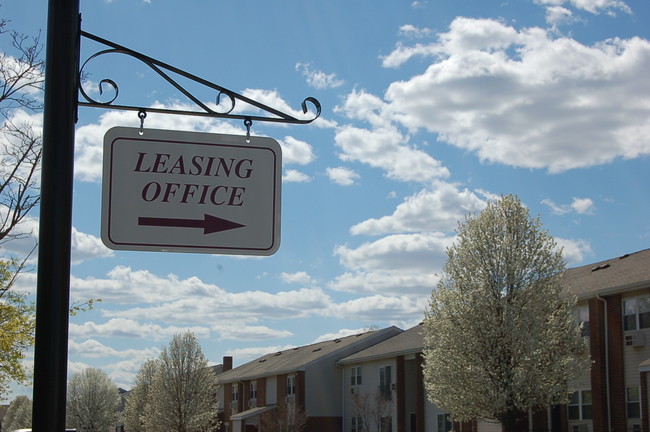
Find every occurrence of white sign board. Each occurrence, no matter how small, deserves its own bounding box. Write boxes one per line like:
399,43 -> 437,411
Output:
101,127 -> 282,255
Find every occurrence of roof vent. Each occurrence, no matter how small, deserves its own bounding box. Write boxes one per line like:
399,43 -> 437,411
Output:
334,339 -> 341,343
591,264 -> 611,272
620,253 -> 631,259
274,352 -> 282,356
312,347 -> 322,352
258,358 -> 266,363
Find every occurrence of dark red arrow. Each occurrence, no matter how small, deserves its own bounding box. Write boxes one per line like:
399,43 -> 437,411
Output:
138,214 -> 246,234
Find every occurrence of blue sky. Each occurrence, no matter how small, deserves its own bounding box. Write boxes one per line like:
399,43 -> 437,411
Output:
2,0 -> 649,397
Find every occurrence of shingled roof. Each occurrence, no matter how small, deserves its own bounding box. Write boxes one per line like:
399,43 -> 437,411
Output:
562,248 -> 650,299
338,323 -> 424,364
217,326 -> 402,384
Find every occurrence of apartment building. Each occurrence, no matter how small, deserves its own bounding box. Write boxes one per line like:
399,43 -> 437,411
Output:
216,326 -> 402,432
214,248 -> 650,432
562,248 -> 650,432
338,323 -> 441,432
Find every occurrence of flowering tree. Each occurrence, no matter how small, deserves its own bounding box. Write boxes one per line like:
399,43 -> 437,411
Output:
422,194 -> 589,431
66,368 -> 120,432
123,359 -> 158,432
3,394 -> 32,430
142,332 -> 219,432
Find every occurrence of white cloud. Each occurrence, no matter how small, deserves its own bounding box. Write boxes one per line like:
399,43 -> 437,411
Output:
295,63 -> 345,89
0,214 -> 112,266
398,25 -> 433,38
283,169 -> 312,183
68,339 -> 160,359
71,227 -> 114,264
326,166 -> 360,186
335,124 -> 449,182
544,6 -> 579,26
280,136 -> 315,165
71,266 -> 223,304
328,270 -> 438,296
571,197 -> 595,214
68,266 -> 338,334
326,295 -> 427,322
534,0 -> 631,15
350,182 -> 487,235
555,237 -> 593,264
377,17 -> 650,173
280,271 -> 313,285
335,232 -> 451,273
330,232 -> 450,296
0,55 -> 44,99
542,197 -> 595,215
69,318 -> 209,341
213,324 -> 293,341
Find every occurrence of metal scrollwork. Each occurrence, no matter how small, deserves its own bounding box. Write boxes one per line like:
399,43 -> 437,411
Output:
78,30 -> 322,124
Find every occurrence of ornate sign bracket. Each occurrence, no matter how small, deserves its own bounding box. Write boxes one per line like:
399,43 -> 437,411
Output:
78,30 -> 322,126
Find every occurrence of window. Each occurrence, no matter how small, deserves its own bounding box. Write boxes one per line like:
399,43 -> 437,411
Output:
231,384 -> 239,414
627,387 -> 641,418
568,390 -> 592,420
623,297 -> 650,330
351,366 -> 362,386
231,384 -> 238,401
437,414 -> 452,432
379,366 -> 392,400
352,416 -> 363,432
249,381 -> 257,408
577,304 -> 590,337
287,375 -> 296,396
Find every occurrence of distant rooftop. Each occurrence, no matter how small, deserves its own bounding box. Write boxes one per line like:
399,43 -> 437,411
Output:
338,323 -> 424,364
562,248 -> 650,299
217,326 -> 402,383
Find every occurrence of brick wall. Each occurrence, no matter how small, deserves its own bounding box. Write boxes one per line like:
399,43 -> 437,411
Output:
589,297 -> 609,432
606,295 -> 626,432
589,295 -> 626,432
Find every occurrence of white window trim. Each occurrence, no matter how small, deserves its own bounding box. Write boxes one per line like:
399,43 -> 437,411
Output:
623,296 -> 650,331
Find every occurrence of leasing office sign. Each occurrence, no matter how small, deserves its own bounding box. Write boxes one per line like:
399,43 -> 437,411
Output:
101,127 -> 282,255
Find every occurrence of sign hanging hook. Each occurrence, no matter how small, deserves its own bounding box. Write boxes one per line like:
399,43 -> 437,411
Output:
244,118 -> 252,143
138,109 -> 147,135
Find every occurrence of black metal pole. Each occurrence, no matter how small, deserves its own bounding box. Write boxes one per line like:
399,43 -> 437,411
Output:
32,0 -> 79,430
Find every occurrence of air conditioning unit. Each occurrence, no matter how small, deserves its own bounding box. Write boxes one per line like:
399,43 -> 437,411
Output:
572,424 -> 588,432
351,387 -> 360,395
390,383 -> 396,391
626,332 -> 646,347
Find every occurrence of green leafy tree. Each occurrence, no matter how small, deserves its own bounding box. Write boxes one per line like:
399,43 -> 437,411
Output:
0,258 -> 33,398
123,359 -> 158,432
2,394 -> 32,431
66,368 -> 120,432
143,332 -> 219,432
422,194 -> 589,431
